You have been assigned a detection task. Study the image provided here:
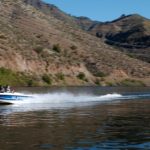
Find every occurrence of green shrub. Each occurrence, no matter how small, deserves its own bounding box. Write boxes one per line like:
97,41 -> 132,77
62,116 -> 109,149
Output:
42,74 -> 52,84
34,46 -> 43,53
27,80 -> 33,87
0,67 -> 19,85
70,45 -> 77,50
95,71 -> 107,77
106,82 -> 114,86
56,73 -> 64,80
53,44 -> 61,53
0,34 -> 7,39
120,79 -> 145,86
0,67 -> 35,86
127,53 -> 136,58
0,67 -> 10,74
77,72 -> 87,81
95,79 -> 101,85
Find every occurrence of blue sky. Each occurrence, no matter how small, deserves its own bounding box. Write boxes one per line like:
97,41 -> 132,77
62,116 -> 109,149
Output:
43,0 -> 150,21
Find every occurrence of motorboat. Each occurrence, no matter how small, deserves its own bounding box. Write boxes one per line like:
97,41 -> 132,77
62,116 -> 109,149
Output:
0,92 -> 32,104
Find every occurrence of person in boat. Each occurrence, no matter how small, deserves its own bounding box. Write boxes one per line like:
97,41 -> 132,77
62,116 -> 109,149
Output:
4,85 -> 11,93
0,85 -> 5,93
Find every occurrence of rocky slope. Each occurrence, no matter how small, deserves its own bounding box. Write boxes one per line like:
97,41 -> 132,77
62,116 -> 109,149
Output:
79,14 -> 150,63
0,0 -> 150,86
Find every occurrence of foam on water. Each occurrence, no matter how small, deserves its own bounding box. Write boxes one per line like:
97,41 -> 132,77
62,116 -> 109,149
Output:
0,93 -> 122,114
1,91 -> 150,115
15,92 -> 122,105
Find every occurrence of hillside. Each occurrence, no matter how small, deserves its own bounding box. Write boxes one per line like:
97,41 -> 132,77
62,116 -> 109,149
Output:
0,0 -> 150,86
80,14 -> 150,63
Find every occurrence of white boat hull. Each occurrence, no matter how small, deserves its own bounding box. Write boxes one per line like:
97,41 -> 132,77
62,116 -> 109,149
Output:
0,92 -> 32,104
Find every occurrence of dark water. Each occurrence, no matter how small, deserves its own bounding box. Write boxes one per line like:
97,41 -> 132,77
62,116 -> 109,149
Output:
0,87 -> 150,150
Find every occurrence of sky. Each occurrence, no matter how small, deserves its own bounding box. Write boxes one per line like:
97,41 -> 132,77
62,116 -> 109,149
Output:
43,0 -> 150,22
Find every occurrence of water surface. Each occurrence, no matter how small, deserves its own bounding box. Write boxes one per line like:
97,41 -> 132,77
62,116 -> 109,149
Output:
0,87 -> 150,150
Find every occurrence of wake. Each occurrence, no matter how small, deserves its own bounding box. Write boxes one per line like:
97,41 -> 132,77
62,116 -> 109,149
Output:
1,92 -> 150,114
16,92 -> 122,104
0,92 -> 123,115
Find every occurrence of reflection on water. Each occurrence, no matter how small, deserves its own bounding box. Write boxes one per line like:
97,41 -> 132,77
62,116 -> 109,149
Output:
0,87 -> 150,150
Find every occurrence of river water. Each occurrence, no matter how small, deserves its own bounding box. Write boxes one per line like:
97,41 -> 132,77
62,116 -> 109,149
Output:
0,87 -> 150,150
